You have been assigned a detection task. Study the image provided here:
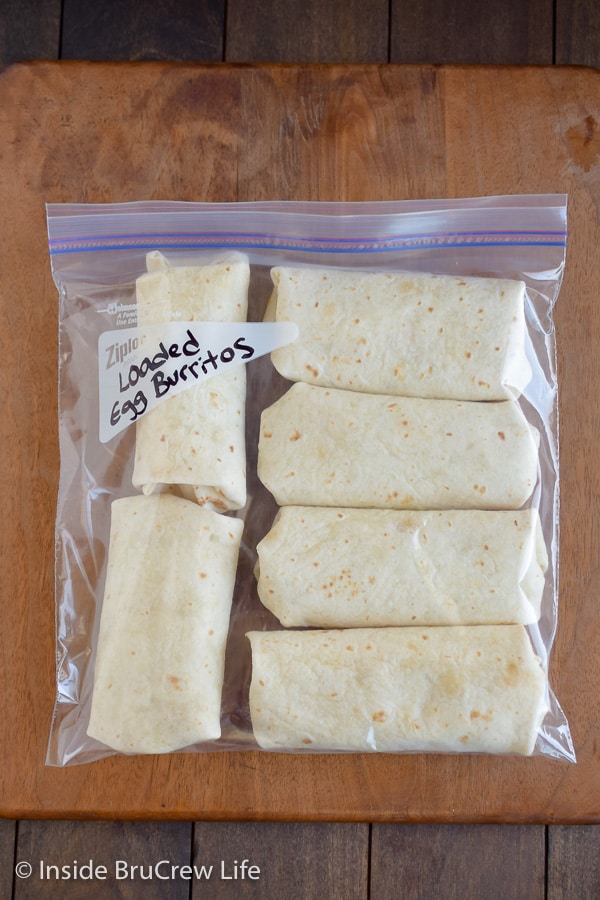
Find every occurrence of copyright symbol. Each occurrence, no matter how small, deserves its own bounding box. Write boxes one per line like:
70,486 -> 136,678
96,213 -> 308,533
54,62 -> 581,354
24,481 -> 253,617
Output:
15,861 -> 32,879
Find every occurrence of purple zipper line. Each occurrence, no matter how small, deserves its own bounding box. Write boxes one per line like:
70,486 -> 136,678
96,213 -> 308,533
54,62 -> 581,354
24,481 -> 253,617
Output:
48,228 -> 566,247
50,239 -> 566,256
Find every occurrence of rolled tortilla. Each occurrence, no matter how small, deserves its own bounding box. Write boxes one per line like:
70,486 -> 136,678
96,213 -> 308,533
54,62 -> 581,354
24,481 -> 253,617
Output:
247,625 -> 548,754
257,383 -> 539,510
267,266 -> 531,400
87,494 -> 243,754
256,507 -> 547,627
132,251 -> 250,510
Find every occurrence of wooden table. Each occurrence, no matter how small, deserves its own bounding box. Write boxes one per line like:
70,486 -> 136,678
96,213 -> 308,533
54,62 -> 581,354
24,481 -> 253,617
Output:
1,61 -> 599,823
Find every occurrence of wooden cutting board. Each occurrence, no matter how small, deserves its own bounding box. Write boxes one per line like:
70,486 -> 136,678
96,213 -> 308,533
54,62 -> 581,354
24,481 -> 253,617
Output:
0,61 -> 598,822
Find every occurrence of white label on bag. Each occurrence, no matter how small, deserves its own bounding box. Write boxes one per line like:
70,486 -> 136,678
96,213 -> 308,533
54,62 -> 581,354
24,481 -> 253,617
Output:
98,320 -> 298,443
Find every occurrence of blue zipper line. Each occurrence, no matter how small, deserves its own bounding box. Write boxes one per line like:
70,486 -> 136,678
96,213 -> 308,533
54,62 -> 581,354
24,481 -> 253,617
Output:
47,228 -> 566,247
49,239 -> 567,255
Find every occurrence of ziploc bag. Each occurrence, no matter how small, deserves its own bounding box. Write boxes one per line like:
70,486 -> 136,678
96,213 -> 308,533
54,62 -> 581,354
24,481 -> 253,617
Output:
46,196 -> 575,765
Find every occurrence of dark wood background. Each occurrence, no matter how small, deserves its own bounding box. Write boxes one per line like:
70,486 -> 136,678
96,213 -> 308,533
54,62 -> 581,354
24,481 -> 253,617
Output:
1,1 -> 599,897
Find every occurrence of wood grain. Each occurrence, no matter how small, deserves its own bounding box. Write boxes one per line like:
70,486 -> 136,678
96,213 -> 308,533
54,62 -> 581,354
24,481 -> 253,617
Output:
0,820 -> 16,900
548,826 -> 600,899
61,0 -> 225,61
235,66 -> 446,201
0,0 -> 60,68
192,822 -> 369,898
0,62 -> 599,822
556,0 -> 600,65
225,0 -> 388,63
4,0 -> 600,71
14,821 -> 192,898
390,0 -> 553,63
371,824 -> 545,899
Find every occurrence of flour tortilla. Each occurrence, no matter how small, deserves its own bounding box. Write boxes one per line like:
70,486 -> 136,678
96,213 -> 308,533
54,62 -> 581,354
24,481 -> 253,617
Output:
247,625 -> 548,754
267,266 -> 531,400
132,251 -> 250,510
258,383 -> 539,510
256,507 -> 547,627
87,494 -> 243,754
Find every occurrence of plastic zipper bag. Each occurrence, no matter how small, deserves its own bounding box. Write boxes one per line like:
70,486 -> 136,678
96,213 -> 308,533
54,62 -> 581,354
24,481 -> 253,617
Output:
46,195 -> 575,765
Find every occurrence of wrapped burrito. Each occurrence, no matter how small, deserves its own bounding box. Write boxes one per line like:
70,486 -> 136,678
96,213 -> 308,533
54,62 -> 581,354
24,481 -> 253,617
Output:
133,251 -> 250,510
258,383 -> 539,510
87,494 -> 243,754
256,507 -> 547,627
267,266 -> 531,400
247,625 -> 548,754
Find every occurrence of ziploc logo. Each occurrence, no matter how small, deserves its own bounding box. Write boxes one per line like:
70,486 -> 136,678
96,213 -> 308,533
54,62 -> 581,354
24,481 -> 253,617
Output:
98,320 -> 298,443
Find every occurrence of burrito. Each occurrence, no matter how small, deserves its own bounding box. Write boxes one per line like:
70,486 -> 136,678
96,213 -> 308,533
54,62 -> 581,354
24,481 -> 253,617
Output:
256,507 -> 547,627
133,251 -> 250,510
87,494 -> 243,754
257,383 -> 539,510
247,625 -> 548,754
267,266 -> 531,400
